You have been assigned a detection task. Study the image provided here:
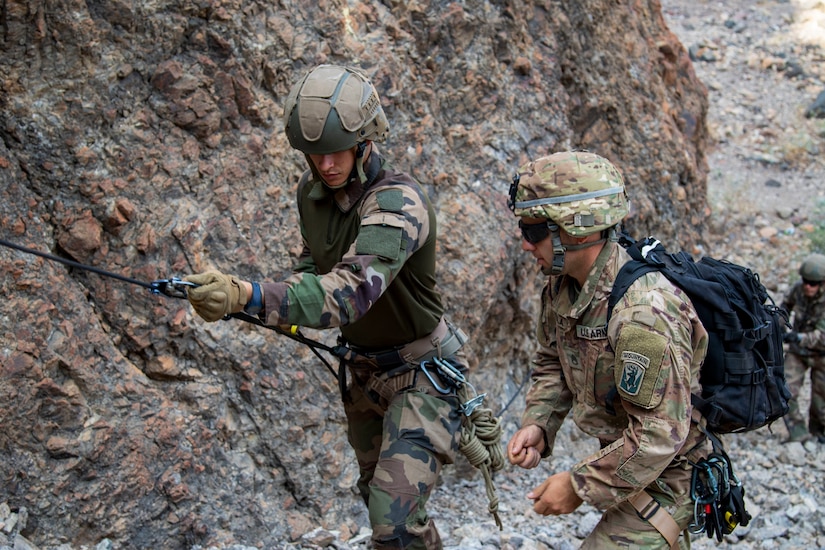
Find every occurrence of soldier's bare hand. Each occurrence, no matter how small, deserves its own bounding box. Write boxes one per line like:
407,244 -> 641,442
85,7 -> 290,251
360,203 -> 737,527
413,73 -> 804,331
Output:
507,425 -> 545,469
527,471 -> 583,516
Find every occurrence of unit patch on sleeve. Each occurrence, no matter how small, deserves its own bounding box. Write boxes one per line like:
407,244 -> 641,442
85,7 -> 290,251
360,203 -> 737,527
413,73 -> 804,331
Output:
614,324 -> 668,409
619,351 -> 649,395
356,214 -> 405,260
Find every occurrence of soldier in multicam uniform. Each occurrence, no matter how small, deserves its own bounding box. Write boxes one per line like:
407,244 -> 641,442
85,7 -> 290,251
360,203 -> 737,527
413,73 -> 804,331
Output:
780,253 -> 825,443
505,151 -> 713,549
184,65 -> 471,550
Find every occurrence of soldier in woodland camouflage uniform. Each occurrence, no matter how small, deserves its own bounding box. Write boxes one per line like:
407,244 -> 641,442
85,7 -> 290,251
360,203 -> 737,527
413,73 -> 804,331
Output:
780,253 -> 825,443
505,151 -> 713,549
184,65 -> 471,549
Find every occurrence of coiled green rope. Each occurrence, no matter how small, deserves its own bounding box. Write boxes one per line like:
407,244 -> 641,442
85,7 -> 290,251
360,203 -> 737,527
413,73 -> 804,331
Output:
458,386 -> 505,530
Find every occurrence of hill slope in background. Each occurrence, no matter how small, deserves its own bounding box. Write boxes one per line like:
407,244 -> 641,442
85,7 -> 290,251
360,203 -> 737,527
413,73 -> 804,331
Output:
665,0 -> 825,295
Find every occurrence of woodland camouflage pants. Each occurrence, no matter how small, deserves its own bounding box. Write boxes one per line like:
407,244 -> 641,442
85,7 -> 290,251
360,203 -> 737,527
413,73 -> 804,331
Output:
343,366 -> 462,550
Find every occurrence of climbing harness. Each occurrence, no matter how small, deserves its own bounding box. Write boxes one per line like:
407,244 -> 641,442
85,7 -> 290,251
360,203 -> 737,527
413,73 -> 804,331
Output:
688,430 -> 751,542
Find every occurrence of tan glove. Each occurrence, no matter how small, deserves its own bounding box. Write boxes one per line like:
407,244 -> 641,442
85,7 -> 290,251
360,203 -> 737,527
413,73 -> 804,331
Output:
184,271 -> 248,322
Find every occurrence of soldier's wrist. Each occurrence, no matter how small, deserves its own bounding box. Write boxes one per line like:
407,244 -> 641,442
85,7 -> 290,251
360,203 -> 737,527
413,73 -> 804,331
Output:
244,282 -> 263,315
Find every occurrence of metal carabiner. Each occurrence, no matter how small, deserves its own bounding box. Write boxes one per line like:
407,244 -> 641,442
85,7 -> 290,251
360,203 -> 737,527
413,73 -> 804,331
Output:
149,277 -> 198,299
689,498 -> 707,534
432,357 -> 466,387
461,394 -> 487,417
430,357 -> 490,416
419,360 -> 454,395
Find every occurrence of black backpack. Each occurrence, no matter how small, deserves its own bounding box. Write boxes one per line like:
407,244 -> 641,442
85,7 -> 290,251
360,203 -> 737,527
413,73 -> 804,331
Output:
607,233 -> 791,434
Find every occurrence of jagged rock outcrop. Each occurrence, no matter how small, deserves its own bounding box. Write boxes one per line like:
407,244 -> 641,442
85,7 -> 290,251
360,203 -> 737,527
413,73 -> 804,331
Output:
0,0 -> 708,547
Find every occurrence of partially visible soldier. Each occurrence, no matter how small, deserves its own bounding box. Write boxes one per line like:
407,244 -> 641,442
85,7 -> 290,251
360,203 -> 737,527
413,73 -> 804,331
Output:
505,151 -> 713,549
780,253 -> 825,443
183,65 -> 472,549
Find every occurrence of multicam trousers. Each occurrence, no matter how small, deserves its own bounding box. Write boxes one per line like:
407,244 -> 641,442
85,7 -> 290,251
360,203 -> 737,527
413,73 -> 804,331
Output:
343,362 -> 463,550
581,491 -> 694,550
581,446 -> 710,550
783,352 -> 825,440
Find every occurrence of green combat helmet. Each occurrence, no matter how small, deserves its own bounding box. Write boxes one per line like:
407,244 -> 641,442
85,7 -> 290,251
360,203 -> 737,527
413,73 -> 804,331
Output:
800,253 -> 825,283
507,151 -> 629,275
283,65 -> 389,184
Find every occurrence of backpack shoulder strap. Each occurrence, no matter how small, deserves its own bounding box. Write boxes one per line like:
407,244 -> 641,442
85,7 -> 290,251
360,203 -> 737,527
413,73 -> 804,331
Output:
607,233 -> 667,321
607,261 -> 660,321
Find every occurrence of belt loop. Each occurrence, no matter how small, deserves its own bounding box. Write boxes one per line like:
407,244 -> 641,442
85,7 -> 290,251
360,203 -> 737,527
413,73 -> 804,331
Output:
433,333 -> 443,359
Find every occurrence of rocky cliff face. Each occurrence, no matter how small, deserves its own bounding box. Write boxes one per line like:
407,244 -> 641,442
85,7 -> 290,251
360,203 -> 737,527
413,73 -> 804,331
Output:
0,0 -> 708,547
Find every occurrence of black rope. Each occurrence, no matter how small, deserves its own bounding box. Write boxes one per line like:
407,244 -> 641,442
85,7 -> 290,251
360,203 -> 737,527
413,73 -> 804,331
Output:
1,238 -> 155,290
496,367 -> 531,418
229,311 -> 344,378
0,237 -> 346,378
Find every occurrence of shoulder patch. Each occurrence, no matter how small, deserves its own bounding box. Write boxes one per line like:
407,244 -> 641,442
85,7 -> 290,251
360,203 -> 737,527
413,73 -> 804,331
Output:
614,324 -> 668,409
376,188 -> 404,212
355,216 -> 405,260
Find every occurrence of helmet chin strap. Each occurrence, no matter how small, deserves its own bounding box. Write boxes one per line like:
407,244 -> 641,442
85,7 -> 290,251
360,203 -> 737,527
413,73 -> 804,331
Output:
545,229 -> 566,276
355,141 -> 369,184
544,225 -> 610,276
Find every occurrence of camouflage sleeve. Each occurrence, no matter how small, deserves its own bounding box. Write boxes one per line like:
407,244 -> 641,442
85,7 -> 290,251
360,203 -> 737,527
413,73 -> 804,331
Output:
800,294 -> 825,351
521,284 -> 574,456
570,280 -> 702,509
258,182 -> 430,328
781,284 -> 798,320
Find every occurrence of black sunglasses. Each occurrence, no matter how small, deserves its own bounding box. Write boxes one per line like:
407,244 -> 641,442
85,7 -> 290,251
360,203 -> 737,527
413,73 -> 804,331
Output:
519,219 -> 553,244
802,278 -> 822,287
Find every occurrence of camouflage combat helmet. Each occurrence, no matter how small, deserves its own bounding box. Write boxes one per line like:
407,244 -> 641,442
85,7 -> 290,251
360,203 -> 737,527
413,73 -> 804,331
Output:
283,65 -> 389,155
800,253 -> 825,283
508,151 -> 629,237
